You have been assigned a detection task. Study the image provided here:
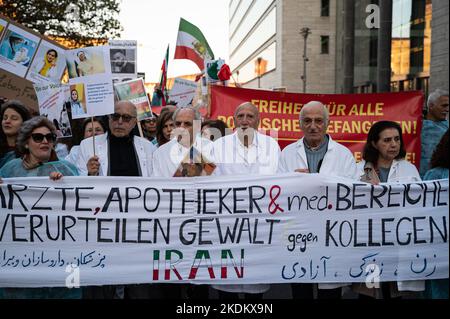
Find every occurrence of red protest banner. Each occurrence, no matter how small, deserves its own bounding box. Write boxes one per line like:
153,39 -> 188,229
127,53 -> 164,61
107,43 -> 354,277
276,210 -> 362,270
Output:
210,86 -> 423,168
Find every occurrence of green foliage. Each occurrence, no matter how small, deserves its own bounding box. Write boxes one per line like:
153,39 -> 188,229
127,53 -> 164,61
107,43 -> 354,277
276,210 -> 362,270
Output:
0,0 -> 122,47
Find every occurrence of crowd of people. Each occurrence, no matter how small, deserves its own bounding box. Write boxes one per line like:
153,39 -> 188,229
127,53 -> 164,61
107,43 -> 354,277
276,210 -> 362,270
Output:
0,88 -> 448,300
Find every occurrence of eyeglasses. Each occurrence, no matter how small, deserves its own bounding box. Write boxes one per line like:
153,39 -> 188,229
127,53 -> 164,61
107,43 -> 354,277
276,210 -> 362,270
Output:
109,113 -> 136,122
31,133 -> 57,143
143,118 -> 156,123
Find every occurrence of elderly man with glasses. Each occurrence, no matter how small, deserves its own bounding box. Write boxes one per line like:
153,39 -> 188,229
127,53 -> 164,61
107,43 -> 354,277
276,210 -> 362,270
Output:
77,100 -> 156,177
76,101 -> 156,299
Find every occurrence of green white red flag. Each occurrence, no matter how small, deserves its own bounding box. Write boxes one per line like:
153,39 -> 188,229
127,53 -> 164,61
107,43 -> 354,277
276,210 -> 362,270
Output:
174,18 -> 214,71
159,45 -> 169,106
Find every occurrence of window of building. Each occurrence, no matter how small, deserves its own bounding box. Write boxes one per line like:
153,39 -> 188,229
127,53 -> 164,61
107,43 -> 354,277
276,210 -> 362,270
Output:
321,0 -> 330,16
321,36 -> 329,54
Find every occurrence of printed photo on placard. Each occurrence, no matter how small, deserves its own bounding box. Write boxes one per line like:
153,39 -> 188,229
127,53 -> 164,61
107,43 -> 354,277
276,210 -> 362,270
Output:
26,41 -> 66,84
0,18 -> 7,39
0,24 -> 39,77
66,46 -> 108,79
69,83 -> 88,119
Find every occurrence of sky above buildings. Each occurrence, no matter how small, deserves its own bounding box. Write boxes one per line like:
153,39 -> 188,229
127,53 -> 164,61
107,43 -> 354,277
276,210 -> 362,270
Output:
119,0 -> 230,82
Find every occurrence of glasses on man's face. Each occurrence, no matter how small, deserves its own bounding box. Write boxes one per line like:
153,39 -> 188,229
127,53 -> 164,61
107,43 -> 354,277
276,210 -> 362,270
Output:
31,133 -> 57,143
109,113 -> 135,123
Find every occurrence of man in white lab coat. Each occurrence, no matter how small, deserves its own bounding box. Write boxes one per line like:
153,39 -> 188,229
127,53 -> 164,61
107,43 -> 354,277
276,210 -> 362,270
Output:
212,101 -> 281,299
152,107 -> 213,177
278,101 -> 358,299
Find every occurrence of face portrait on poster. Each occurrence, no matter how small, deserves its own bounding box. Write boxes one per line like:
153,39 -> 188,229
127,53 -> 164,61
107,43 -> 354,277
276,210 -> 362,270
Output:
69,83 -> 88,119
0,24 -> 39,77
26,41 -> 66,84
110,48 -> 136,74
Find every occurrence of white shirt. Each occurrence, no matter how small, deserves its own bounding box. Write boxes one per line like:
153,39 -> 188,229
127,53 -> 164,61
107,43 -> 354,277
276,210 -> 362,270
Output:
357,159 -> 423,292
65,145 -> 80,166
279,135 -> 359,179
76,133 -> 156,177
279,136 -> 358,290
152,136 -> 213,177
213,131 -> 281,176
211,131 -> 280,294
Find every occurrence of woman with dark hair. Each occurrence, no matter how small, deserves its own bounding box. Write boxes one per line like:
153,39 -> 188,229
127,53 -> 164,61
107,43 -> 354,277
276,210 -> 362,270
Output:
423,130 -> 449,299
0,117 -> 81,299
201,119 -> 228,142
0,116 -> 78,178
155,110 -> 175,147
356,120 -> 422,298
357,120 -> 420,184
0,100 -> 31,168
65,117 -> 107,165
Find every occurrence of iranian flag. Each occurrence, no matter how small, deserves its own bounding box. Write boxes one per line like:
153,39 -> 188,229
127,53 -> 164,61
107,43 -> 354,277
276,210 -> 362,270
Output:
174,18 -> 214,71
159,45 -> 169,106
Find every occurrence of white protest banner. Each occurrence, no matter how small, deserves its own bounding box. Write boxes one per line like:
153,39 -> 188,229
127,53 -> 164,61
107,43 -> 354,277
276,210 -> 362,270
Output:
33,83 -> 72,138
108,40 -> 137,84
169,77 -> 197,107
65,45 -> 114,119
0,174 -> 447,287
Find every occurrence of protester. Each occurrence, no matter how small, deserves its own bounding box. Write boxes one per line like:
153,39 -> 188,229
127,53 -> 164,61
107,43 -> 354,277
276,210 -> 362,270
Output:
0,100 -> 31,168
211,102 -> 280,299
140,113 -> 158,145
65,117 -> 107,165
423,130 -> 449,299
153,107 -> 213,177
76,100 -> 156,298
278,100 -> 358,299
152,107 -> 213,299
77,100 -> 155,177
356,120 -> 423,298
420,89 -> 449,177
155,109 -> 175,147
201,119 -> 228,141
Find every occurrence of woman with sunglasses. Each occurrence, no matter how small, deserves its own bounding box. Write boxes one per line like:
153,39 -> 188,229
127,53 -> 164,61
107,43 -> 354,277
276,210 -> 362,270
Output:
0,116 -> 78,179
0,100 -> 31,169
0,117 -> 81,298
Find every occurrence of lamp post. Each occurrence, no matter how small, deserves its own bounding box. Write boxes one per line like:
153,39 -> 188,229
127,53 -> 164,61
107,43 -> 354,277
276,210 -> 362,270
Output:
300,27 -> 311,93
256,57 -> 263,88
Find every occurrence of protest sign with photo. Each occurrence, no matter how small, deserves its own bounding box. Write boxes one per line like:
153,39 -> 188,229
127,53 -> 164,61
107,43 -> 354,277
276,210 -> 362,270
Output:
169,77 -> 197,107
114,78 -> 153,121
34,83 -> 72,138
65,45 -> 114,118
0,24 -> 40,78
0,18 -> 7,38
108,39 -> 137,83
26,41 -> 66,84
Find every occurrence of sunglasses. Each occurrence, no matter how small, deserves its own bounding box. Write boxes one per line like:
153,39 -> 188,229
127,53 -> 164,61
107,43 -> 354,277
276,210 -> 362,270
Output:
109,113 -> 135,123
31,133 -> 57,143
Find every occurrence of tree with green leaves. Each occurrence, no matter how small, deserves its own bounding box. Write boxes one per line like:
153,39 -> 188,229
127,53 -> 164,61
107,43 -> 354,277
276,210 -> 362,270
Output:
0,0 -> 122,47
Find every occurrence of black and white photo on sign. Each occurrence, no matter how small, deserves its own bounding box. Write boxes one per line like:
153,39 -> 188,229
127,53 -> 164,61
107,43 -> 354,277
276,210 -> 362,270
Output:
110,48 -> 136,74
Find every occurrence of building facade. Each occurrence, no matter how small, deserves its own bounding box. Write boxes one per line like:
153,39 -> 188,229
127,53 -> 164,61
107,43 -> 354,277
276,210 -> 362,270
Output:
230,0 -> 448,96
229,0 -> 337,93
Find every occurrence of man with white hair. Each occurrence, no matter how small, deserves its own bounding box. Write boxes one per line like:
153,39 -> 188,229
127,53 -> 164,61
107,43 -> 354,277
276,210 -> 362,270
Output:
420,89 -> 449,177
278,101 -> 358,299
211,101 -> 281,299
152,107 -> 214,177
